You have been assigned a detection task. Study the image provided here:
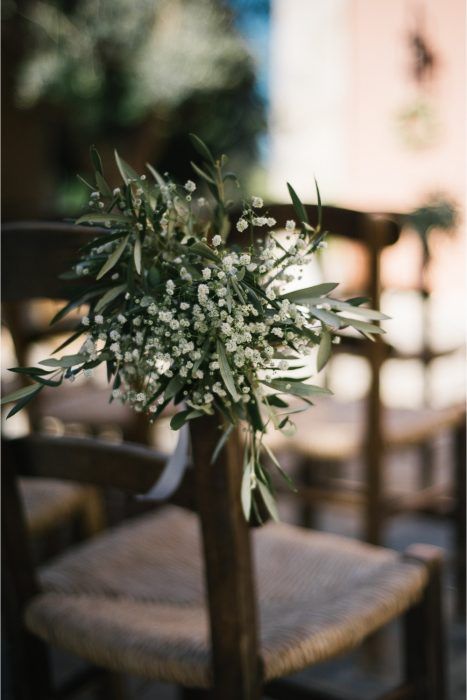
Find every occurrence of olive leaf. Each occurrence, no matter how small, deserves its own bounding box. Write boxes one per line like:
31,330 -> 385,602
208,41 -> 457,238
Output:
217,341 -> 240,402
96,235 -> 129,280
317,329 -> 332,371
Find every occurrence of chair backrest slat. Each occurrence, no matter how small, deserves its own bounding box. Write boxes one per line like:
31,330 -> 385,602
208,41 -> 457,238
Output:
4,434 -> 169,494
2,222 -> 104,301
230,203 -> 400,247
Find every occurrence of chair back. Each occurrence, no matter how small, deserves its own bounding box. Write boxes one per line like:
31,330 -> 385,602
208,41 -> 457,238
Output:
2,221 -> 102,302
2,222 -> 152,441
2,221 -> 101,371
3,420 -> 260,698
246,204 -> 401,543
2,209 -> 400,695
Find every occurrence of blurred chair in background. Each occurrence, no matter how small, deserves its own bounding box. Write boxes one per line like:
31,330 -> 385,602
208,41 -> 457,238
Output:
1,222 -> 132,557
2,221 -> 151,445
3,423 -> 446,700
263,203 -> 465,613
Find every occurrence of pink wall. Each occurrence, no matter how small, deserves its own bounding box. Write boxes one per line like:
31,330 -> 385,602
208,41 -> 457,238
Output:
344,0 -> 465,213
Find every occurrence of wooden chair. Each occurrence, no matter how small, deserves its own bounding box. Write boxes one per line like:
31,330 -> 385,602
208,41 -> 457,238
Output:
2,221 -> 150,444
3,425 -> 447,700
259,204 -> 465,610
2,222 -> 115,551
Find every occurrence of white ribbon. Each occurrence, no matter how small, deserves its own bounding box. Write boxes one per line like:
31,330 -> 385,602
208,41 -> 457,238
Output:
138,422 -> 191,501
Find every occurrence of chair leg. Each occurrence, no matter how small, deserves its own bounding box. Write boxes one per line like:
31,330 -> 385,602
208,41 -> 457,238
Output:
97,671 -> 127,700
364,446 -> 383,545
3,570 -> 53,700
81,487 -> 106,538
419,441 -> 435,489
403,544 -> 446,700
300,457 -> 318,529
453,420 -> 466,618
6,629 -> 52,700
179,689 -> 212,699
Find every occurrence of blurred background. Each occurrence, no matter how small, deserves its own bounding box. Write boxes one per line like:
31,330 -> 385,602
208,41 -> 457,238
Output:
2,0 -> 464,409
2,0 -> 465,698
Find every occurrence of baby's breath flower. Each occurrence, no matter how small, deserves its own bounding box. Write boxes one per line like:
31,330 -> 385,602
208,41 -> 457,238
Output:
8,143 -> 384,526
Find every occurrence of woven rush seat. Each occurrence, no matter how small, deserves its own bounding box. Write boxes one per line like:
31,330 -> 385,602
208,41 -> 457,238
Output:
25,506 -> 427,688
19,478 -> 92,536
266,398 -> 465,461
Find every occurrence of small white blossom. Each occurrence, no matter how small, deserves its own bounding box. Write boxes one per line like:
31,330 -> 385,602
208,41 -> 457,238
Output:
184,180 -> 196,193
81,316 -> 90,326
197,284 -> 209,305
285,220 -> 296,232
212,235 -> 222,247
94,314 -> 104,325
236,218 -> 248,232
252,196 -> 263,208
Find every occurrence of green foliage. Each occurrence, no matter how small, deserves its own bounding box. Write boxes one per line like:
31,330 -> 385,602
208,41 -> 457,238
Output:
2,135 -> 386,523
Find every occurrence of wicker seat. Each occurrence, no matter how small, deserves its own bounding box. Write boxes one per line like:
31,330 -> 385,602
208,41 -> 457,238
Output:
266,398 -> 465,462
19,478 -> 96,537
25,506 -> 427,688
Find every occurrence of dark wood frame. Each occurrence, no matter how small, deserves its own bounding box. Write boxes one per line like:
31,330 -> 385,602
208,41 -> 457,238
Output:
1,218 -> 450,698
3,429 -> 447,700
258,207 -> 465,613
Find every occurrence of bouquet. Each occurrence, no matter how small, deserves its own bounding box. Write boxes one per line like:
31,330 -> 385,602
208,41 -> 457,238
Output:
2,135 -> 387,521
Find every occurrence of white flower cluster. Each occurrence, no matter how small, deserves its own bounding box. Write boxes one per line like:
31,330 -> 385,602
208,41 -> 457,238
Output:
5,142 -> 384,524
80,238 -> 316,417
